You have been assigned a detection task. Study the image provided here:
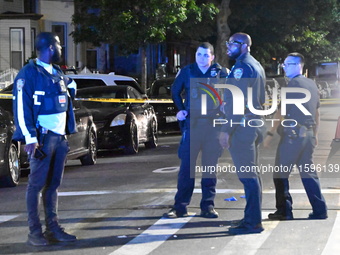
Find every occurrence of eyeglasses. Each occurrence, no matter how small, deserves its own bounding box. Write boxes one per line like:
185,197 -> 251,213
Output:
282,63 -> 299,68
226,40 -> 246,46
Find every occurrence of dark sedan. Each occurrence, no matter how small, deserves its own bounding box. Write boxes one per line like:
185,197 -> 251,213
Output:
148,77 -> 180,133
0,106 -> 20,187
76,86 -> 158,154
0,87 -> 98,188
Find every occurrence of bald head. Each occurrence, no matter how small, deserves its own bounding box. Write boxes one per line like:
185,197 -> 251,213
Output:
226,32 -> 252,59
231,32 -> 252,47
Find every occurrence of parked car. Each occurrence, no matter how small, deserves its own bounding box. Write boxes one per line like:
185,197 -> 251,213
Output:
0,106 -> 20,187
316,80 -> 332,99
66,72 -> 145,94
65,99 -> 98,166
76,86 -> 158,154
148,77 -> 180,133
0,87 -> 98,179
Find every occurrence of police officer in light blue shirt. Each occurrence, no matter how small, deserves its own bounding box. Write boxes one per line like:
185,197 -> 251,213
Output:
220,32 -> 266,235
13,32 -> 77,246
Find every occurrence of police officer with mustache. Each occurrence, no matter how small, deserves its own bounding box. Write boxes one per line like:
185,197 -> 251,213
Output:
220,32 -> 266,235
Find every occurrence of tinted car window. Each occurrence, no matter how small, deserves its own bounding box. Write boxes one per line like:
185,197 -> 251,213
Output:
149,78 -> 175,99
73,79 -> 106,89
77,87 -> 129,99
114,80 -> 144,94
128,87 -> 142,99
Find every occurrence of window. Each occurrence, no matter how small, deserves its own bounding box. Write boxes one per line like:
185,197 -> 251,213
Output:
31,28 -> 36,57
52,24 -> 67,65
10,28 -> 24,70
73,79 -> 106,89
24,0 -> 37,13
86,50 -> 98,70
128,87 -> 142,99
114,80 -> 143,94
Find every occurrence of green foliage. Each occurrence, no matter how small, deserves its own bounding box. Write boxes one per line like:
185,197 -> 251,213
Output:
167,1 -> 219,42
72,0 -> 339,68
72,0 -> 218,54
228,0 -> 339,67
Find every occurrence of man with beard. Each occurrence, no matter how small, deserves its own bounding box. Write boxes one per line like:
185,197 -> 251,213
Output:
219,32 -> 266,234
13,32 -> 78,246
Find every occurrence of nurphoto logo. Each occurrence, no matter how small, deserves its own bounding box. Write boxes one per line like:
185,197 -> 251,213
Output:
200,84 -> 311,128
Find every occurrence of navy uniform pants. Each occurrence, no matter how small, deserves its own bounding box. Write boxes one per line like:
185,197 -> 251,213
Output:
174,118 -> 221,214
228,122 -> 265,227
273,129 -> 327,216
26,132 -> 69,234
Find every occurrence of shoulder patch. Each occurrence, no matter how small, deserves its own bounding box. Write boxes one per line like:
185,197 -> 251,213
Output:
233,68 -> 243,81
16,79 -> 25,91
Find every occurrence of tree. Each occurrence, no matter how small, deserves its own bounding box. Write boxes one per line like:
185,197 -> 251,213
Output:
227,0 -> 340,72
71,0 -> 218,91
215,0 -> 231,67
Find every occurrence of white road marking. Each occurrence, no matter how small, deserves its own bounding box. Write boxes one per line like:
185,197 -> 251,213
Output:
152,166 -> 179,173
58,191 -> 114,196
57,188 -> 340,197
264,189 -> 340,194
0,215 -> 19,224
109,214 -> 196,255
217,212 -> 280,255
321,211 -> 340,255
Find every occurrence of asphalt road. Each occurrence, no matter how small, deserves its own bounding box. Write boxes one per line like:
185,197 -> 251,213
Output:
0,104 -> 340,255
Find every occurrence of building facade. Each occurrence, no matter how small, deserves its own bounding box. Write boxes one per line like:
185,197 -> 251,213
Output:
0,0 -> 196,86
0,0 -> 76,72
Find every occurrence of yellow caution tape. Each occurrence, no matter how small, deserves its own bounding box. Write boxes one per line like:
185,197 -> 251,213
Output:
1,93 -> 340,105
75,97 -> 174,103
0,94 -> 13,99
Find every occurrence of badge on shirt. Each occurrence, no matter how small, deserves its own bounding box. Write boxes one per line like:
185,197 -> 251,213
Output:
210,68 -> 217,77
16,79 -> 25,91
59,95 -> 66,104
233,68 -> 243,81
59,79 -> 67,92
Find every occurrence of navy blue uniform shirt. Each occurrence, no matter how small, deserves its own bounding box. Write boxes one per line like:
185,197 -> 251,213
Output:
171,62 -> 227,117
223,52 -> 266,133
285,75 -> 320,127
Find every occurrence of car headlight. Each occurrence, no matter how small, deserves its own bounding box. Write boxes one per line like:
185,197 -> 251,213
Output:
110,114 -> 126,127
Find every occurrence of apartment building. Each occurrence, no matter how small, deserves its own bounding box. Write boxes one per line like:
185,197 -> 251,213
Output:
0,0 -> 194,86
0,0 -> 76,72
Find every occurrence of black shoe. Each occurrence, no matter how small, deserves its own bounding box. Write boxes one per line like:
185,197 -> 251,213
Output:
27,233 -> 49,246
164,208 -> 188,218
228,222 -> 264,235
231,218 -> 244,226
308,212 -> 328,219
200,208 -> 219,218
268,211 -> 293,220
44,227 -> 77,242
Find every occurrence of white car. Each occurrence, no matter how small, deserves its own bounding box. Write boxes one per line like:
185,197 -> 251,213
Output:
66,72 -> 145,94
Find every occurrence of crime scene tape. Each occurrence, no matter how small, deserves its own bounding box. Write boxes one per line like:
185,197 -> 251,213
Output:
1,93 -> 340,105
0,93 -> 173,103
0,94 -> 13,99
75,97 -> 174,103
264,97 -> 340,106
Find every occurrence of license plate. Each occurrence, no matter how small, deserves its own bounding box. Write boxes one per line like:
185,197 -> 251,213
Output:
166,116 -> 177,123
